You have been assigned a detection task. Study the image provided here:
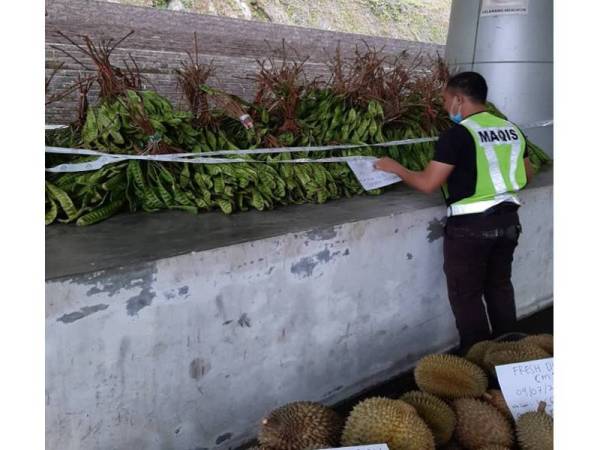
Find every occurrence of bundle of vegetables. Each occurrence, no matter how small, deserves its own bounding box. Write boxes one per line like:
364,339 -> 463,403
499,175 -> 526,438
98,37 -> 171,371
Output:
45,33 -> 551,226
485,102 -> 553,170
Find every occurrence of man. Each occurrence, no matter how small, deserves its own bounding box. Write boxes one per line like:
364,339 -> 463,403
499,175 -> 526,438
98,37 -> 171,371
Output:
374,71 -> 535,349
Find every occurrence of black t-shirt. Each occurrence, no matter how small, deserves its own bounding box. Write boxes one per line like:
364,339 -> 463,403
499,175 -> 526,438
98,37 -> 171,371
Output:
433,113 -> 529,206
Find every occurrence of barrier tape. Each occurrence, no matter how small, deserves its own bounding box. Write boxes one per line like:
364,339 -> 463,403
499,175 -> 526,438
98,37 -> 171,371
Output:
45,119 -> 553,173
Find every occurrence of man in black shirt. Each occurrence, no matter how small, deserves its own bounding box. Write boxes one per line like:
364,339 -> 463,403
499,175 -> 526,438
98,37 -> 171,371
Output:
374,71 -> 535,348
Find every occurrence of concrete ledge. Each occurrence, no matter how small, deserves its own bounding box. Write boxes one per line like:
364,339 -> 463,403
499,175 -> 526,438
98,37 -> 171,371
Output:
45,169 -> 553,450
45,168 -> 552,280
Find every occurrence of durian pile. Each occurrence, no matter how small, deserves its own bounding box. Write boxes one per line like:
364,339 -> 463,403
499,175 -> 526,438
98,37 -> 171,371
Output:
251,334 -> 553,450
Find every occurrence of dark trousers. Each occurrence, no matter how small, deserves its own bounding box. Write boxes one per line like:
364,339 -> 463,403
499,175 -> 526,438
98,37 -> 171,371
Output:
443,206 -> 521,349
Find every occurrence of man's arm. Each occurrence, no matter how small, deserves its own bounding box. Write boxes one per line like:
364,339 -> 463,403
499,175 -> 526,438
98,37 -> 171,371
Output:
524,157 -> 535,183
374,157 -> 454,194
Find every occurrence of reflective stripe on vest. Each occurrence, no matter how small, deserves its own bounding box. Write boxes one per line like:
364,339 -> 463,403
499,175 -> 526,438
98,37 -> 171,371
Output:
447,194 -> 521,217
445,113 -> 526,216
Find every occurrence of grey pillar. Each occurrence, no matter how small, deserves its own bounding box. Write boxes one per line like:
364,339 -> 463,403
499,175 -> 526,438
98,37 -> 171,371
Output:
445,0 -> 553,156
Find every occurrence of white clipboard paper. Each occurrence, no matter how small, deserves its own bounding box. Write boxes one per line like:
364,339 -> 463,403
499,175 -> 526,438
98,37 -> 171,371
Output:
347,158 -> 402,191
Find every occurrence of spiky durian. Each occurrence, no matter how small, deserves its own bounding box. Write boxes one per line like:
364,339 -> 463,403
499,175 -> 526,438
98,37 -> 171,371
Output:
516,401 -> 553,450
400,390 -> 456,446
258,401 -> 343,450
521,334 -> 553,355
453,398 -> 514,449
414,354 -> 488,398
476,446 -> 512,450
481,341 -> 520,357
483,343 -> 550,374
464,340 -> 495,368
341,397 -> 435,450
482,389 -> 513,421
440,440 -> 464,450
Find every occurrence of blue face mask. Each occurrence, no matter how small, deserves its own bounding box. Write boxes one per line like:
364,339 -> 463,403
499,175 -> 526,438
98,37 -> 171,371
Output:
450,112 -> 463,124
449,97 -> 463,124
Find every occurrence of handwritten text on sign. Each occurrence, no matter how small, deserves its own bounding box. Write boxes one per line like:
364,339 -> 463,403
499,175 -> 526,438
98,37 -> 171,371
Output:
495,357 -> 553,420
347,158 -> 402,191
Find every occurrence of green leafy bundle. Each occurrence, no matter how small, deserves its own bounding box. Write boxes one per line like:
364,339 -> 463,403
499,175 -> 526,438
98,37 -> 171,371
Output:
45,34 -> 551,226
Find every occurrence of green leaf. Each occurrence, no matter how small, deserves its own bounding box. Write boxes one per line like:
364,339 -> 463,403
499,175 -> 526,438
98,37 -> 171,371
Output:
109,129 -> 125,145
179,163 -> 191,189
82,109 -> 98,144
250,190 -> 264,211
46,181 -> 78,221
76,197 -> 126,226
45,197 -> 58,225
216,198 -> 233,214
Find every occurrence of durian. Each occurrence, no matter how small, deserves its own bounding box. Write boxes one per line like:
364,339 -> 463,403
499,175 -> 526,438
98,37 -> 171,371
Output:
464,340 -> 495,368
476,446 -> 512,450
483,342 -> 550,374
453,398 -> 514,449
482,389 -> 513,421
440,441 -> 464,450
341,397 -> 435,450
521,334 -> 553,355
258,401 -> 343,450
414,354 -> 488,398
400,390 -> 456,446
516,401 -> 553,450
484,341 -> 521,352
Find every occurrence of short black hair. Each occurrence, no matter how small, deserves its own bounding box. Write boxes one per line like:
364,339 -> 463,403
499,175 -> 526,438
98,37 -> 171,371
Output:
446,71 -> 488,104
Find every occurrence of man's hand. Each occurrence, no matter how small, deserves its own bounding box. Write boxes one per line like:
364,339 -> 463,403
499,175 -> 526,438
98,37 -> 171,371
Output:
374,157 -> 401,174
374,157 -> 454,194
524,157 -> 535,183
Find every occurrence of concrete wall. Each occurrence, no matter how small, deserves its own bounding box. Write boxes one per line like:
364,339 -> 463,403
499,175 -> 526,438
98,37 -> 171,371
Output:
45,0 -> 444,124
45,173 -> 553,450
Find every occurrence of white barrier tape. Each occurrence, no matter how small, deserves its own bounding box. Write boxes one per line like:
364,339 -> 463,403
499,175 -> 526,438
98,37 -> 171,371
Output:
45,124 -> 69,130
46,137 -> 437,159
45,138 -> 436,173
46,154 -> 380,173
180,137 -> 438,158
49,156 -> 125,173
46,119 -> 552,173
521,119 -> 553,129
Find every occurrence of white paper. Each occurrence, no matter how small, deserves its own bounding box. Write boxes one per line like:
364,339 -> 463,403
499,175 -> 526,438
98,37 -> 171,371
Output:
495,357 -> 553,420
318,445 -> 389,450
347,158 -> 402,191
481,0 -> 529,16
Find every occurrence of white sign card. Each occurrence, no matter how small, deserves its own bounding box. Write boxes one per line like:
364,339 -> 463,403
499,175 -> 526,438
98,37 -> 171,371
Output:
347,158 -> 402,191
481,0 -> 529,17
318,445 -> 389,450
495,357 -> 553,420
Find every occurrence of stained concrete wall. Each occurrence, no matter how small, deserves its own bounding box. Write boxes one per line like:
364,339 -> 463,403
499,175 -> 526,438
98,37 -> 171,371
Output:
45,170 -> 553,450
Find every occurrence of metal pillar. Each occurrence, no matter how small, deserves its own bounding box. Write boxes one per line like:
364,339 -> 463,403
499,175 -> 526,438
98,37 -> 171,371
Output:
445,0 -> 553,155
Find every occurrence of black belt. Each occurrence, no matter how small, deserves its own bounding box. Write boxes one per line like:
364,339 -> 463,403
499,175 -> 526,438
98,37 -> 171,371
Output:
445,223 -> 522,240
482,202 -> 520,216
